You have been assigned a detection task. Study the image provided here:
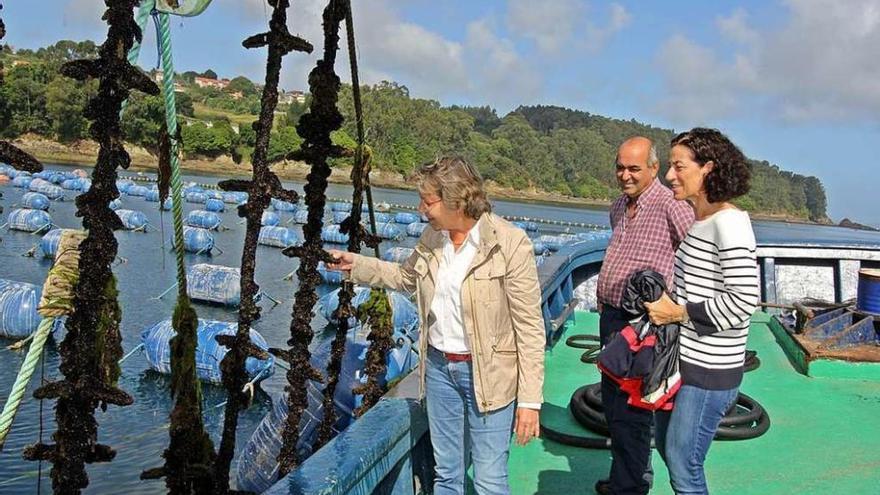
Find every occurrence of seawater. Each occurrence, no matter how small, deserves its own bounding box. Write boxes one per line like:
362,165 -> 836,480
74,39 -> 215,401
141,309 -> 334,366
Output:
1,163 -> 878,493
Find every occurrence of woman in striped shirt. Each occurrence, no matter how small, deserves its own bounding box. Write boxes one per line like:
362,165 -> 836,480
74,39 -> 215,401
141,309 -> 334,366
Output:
644,128 -> 758,495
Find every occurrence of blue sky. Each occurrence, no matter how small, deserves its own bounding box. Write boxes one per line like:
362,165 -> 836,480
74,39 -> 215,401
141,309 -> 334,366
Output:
5,0 -> 880,225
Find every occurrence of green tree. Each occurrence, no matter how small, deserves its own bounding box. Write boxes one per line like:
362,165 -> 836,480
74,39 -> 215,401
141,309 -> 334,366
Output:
267,125 -> 302,161
121,93 -> 164,151
3,63 -> 50,136
226,76 -> 256,96
45,77 -> 93,142
200,69 -> 217,80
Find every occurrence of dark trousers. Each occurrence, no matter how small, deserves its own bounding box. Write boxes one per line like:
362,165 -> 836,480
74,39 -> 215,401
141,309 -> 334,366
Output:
600,306 -> 653,495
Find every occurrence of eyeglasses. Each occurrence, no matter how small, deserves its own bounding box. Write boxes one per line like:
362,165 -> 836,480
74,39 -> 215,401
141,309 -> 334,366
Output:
419,196 -> 443,209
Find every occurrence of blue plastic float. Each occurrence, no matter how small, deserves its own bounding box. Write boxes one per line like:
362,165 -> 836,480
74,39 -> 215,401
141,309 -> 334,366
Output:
258,226 -> 300,248
262,211 -> 281,227
0,279 -> 64,339
186,263 -> 243,306
316,261 -> 345,284
205,198 -> 225,212
21,192 -> 50,211
291,209 -> 310,224
271,199 -> 297,212
175,226 -> 215,253
382,247 -> 413,263
321,225 -> 349,244
331,202 -> 351,212
393,212 -> 419,225
11,176 -> 32,188
186,210 -> 223,230
185,192 -> 207,204
374,222 -> 403,240
126,185 -> 149,197
140,318 -> 274,384
115,209 -> 148,231
234,318 -> 418,493
7,209 -> 53,233
406,222 -> 427,237
40,229 -> 63,258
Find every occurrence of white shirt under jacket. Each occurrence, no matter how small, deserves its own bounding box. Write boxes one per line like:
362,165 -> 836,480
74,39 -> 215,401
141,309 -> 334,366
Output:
429,217 -> 540,410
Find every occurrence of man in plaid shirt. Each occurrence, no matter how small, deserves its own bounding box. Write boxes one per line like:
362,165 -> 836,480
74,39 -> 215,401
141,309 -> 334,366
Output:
594,137 -> 693,495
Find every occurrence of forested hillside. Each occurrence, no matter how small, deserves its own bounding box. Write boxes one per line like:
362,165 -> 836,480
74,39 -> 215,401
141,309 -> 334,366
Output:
0,40 -> 828,221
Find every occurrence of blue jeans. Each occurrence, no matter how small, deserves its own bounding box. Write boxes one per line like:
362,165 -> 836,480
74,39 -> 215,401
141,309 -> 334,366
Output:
425,346 -> 515,495
655,385 -> 738,495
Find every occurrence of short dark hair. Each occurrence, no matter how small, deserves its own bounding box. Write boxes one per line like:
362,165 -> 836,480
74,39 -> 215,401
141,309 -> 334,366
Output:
671,127 -> 751,203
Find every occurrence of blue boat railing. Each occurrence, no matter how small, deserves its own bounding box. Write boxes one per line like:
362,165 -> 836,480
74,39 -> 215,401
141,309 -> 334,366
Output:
265,238 -> 610,495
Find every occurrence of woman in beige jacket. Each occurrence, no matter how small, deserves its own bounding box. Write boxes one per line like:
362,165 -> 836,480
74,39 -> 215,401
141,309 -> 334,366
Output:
328,156 -> 545,495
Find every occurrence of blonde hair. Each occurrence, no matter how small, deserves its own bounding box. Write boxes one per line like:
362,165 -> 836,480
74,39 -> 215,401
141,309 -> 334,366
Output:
416,156 -> 492,219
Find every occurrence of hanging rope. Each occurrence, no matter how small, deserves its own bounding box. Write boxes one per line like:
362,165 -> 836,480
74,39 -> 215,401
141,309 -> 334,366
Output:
211,0 -> 312,491
271,0 -> 348,478
0,230 -> 85,451
314,1 -> 388,448
22,2 -> 158,492
137,5 -> 217,491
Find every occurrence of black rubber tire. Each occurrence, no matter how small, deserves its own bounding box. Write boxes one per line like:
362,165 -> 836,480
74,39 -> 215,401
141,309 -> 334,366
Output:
719,392 -> 764,427
743,355 -> 761,373
581,349 -> 601,364
566,334 -> 601,349
570,385 -> 610,437
566,382 -> 771,442
716,411 -> 771,440
539,422 -> 612,449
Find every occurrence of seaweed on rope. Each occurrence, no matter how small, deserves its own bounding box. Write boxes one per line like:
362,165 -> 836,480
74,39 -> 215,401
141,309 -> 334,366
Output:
314,2 -> 390,448
269,0 -> 348,478
210,0 -> 312,491
21,1 -> 159,493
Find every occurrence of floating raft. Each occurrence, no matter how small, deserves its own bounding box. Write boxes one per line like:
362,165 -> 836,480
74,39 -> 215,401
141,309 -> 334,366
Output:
21,192 -> 50,211
382,247 -> 414,264
234,320 -> 419,493
271,199 -> 297,212
140,318 -> 274,385
317,286 -> 419,340
175,226 -> 215,253
205,198 -> 225,212
258,226 -> 300,248
39,228 -> 64,259
186,210 -> 223,230
6,208 -> 52,233
0,279 -> 64,339
115,209 -> 148,231
186,263 -> 242,306
261,211 -> 280,227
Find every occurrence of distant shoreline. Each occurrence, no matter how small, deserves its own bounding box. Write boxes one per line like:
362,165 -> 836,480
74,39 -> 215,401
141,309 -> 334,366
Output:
14,134 -> 830,225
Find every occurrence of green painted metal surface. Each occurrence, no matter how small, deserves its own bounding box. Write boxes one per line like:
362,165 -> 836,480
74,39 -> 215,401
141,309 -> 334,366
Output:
509,310 -> 880,495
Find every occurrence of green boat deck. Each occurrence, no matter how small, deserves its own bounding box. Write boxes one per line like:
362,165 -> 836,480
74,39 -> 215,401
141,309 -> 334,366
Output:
507,310 -> 880,494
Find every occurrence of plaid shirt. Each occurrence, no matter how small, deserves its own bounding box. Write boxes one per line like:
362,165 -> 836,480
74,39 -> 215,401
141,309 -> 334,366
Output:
597,179 -> 694,307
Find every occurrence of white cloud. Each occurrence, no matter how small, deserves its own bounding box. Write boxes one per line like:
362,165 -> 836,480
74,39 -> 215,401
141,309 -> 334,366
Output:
583,2 -> 631,52
507,0 -> 630,55
464,20 -> 541,109
655,0 -> 880,125
506,0 -> 586,54
716,8 -> 759,45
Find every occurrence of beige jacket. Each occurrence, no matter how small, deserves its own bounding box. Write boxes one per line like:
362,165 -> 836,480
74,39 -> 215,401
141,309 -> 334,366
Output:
350,212 -> 545,413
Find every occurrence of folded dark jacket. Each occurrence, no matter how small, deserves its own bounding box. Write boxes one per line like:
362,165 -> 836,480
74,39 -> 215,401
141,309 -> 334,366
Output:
598,269 -> 681,410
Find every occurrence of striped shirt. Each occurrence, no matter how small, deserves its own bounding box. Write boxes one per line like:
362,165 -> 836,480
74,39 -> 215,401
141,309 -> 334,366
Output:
597,179 -> 694,307
674,208 -> 759,390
